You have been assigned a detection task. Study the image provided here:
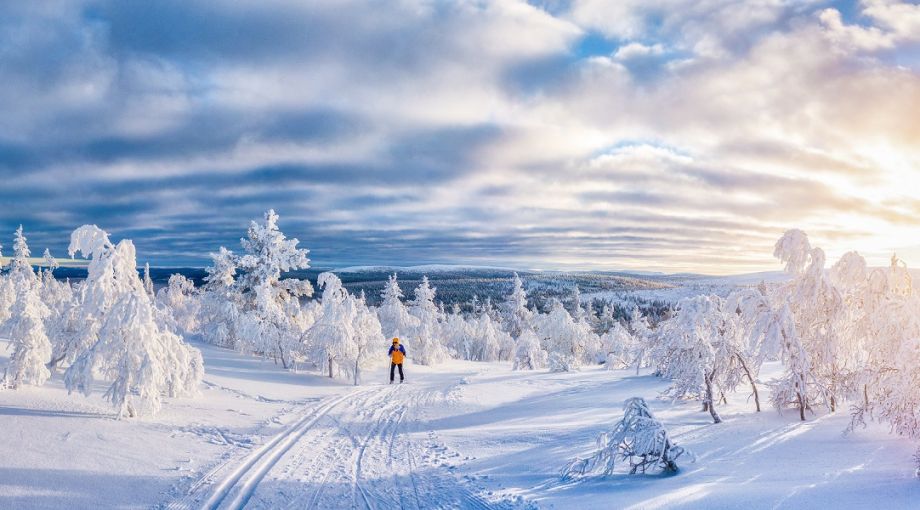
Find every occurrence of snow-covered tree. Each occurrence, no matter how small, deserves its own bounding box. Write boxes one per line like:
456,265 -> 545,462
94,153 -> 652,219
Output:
503,273 -> 532,339
655,294 -> 754,423
377,274 -> 418,340
533,299 -> 595,371
198,247 -> 241,349
305,272 -> 382,384
4,282 -> 52,388
156,274 -> 200,336
563,397 -> 692,478
349,292 -> 385,385
2,229 -> 52,388
407,276 -> 447,365
42,248 -> 58,273
770,230 -> 844,416
142,262 -> 155,298
600,321 -> 634,370
63,226 -> 203,417
628,307 -> 654,374
845,255 -> 920,438
513,329 -> 547,370
233,210 -> 313,367
465,312 -> 514,362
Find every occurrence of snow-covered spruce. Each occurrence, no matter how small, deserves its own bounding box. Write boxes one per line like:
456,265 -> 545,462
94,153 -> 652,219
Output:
502,272 -> 533,339
198,246 -> 242,349
62,225 -> 203,418
2,226 -> 53,388
200,210 -> 314,368
407,276 -> 447,365
376,273 -> 418,340
563,397 -> 692,478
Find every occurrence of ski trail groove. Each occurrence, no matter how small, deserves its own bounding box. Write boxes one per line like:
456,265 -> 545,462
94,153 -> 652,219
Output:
200,387 -> 372,510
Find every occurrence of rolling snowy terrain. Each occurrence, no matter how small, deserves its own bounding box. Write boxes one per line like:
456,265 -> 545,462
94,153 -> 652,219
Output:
2,337 -> 917,509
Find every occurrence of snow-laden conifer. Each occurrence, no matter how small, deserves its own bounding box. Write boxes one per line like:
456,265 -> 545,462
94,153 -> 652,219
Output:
62,225 -> 203,417
407,276 -> 447,365
2,227 -> 52,388
377,274 -> 418,340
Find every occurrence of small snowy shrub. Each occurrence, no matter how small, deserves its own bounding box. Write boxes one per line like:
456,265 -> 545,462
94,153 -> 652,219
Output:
563,397 -> 692,478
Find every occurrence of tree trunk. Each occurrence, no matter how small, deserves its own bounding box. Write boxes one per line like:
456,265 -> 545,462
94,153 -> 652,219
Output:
735,354 -> 760,412
705,371 -> 722,424
46,353 -> 66,372
797,391 -> 806,421
278,344 -> 289,370
328,356 -> 334,378
354,359 -> 360,386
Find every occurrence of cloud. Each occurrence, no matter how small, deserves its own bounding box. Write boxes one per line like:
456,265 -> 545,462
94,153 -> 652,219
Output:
0,0 -> 917,273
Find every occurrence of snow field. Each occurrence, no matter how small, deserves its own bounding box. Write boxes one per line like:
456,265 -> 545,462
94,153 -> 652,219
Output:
2,338 -> 919,509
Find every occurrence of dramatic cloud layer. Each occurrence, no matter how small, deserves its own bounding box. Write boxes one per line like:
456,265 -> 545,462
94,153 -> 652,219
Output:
1,0 -> 918,272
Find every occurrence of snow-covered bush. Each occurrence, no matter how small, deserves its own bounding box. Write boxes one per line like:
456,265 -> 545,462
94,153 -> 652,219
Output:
62,225 -> 203,417
563,397 -> 692,478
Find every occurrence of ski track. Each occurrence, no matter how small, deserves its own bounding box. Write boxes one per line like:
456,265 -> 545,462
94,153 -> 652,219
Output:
169,380 -> 513,510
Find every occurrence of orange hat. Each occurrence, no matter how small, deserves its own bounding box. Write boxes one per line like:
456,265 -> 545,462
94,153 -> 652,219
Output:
392,337 -> 400,344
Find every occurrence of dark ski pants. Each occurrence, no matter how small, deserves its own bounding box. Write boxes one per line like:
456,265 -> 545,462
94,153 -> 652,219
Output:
390,362 -> 404,382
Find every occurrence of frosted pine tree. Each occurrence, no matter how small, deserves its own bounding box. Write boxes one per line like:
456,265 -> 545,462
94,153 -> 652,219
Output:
563,397 -> 692,478
63,226 -> 203,417
198,247 -> 242,349
0,240 -> 12,325
377,274 -> 418,340
235,210 -> 313,367
502,273 -> 533,339
3,228 -> 52,388
408,276 -> 447,365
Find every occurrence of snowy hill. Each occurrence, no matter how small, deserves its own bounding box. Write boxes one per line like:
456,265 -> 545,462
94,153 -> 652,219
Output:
1,338 -> 917,509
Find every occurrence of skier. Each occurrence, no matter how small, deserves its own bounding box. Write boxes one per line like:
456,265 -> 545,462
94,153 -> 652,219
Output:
388,337 -> 406,384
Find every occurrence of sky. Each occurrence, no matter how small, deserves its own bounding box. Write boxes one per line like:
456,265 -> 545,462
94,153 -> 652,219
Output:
0,0 -> 918,274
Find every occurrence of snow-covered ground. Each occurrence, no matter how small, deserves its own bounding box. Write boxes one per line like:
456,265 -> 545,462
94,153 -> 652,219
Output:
1,340 -> 918,509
